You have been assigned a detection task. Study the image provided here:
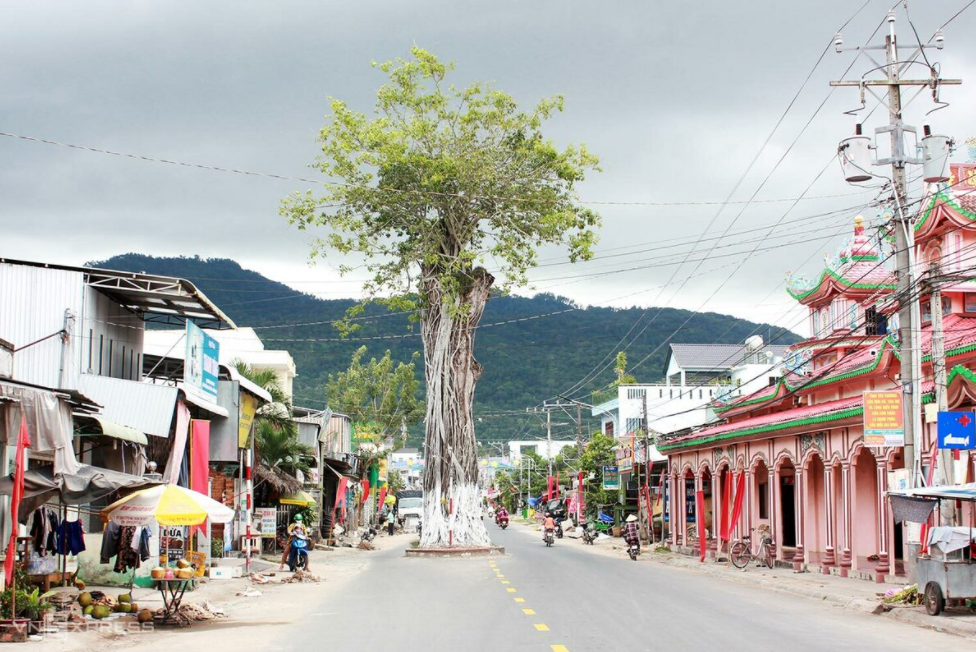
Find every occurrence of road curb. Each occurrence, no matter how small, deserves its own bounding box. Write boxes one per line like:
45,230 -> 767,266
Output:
404,546 -> 505,557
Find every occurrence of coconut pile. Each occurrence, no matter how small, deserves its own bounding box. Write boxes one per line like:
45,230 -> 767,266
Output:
77,590 -> 154,623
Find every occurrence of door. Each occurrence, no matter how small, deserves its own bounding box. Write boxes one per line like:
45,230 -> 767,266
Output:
780,476 -> 796,548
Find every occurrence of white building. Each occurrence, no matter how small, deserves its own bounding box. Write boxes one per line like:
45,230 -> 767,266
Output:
144,327 -> 297,400
507,439 -> 577,462
593,339 -> 787,440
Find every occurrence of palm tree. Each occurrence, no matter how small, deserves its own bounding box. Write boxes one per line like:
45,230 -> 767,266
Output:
234,361 -> 313,493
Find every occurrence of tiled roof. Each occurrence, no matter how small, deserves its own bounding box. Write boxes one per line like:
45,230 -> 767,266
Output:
659,395 -> 863,452
668,343 -> 789,371
918,314 -> 976,361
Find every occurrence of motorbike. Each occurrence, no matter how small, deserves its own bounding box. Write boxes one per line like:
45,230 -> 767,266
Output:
544,527 -> 555,547
288,531 -> 309,571
497,513 -> 509,530
360,525 -> 377,544
581,523 -> 598,545
627,541 -> 641,561
555,522 -> 563,539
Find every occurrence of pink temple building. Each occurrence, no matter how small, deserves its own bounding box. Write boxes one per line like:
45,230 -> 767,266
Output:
660,166 -> 976,583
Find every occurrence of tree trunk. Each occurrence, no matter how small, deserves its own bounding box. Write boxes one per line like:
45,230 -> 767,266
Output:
419,268 -> 493,548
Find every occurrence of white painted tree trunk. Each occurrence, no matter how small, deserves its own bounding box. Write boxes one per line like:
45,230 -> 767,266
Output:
419,269 -> 493,548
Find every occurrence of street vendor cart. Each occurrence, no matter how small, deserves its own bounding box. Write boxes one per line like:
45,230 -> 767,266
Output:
888,483 -> 976,616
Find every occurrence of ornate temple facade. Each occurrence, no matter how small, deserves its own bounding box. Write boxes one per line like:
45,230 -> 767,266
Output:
660,166 -> 976,582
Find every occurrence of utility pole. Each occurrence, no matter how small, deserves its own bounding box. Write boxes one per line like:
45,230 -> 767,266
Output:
833,12 -> 959,485
546,409 -> 553,478
930,263 -> 956,524
833,10 -> 960,578
576,403 -> 584,456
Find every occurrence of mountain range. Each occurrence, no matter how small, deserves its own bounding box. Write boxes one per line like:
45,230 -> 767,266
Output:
89,254 -> 801,445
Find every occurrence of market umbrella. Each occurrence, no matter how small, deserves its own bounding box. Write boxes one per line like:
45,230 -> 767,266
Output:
279,490 -> 315,506
102,483 -> 234,527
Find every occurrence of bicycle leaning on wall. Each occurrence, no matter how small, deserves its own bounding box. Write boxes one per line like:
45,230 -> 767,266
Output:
729,525 -> 774,570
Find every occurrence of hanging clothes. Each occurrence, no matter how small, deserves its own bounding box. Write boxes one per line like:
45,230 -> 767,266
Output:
55,520 -> 86,556
138,527 -> 151,562
114,526 -> 140,573
100,521 -> 122,564
30,507 -> 58,556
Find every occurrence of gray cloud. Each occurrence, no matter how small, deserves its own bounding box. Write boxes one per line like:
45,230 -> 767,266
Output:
2,0 -> 974,336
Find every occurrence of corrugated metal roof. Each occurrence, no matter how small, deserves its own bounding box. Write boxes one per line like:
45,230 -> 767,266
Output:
668,343 -> 789,371
76,374 -> 177,438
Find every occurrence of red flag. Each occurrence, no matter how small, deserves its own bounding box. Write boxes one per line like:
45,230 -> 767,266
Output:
546,476 -> 554,501
4,416 -> 30,587
361,479 -> 371,505
377,487 -> 387,518
695,490 -> 706,563
720,472 -> 734,542
728,473 -> 746,541
189,420 -> 210,540
577,472 -> 585,518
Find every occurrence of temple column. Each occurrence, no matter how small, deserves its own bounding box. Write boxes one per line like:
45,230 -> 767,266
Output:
669,472 -> 678,547
793,467 -> 805,572
839,461 -> 852,578
709,470 -> 720,559
875,457 -> 890,583
773,464 -> 783,561
822,464 -> 836,574
742,470 -> 751,543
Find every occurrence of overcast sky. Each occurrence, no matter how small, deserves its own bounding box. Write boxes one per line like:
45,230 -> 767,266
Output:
3,0 -> 975,337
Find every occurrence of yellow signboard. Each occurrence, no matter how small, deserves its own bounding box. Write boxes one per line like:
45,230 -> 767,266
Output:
238,392 -> 259,448
863,391 -> 904,447
378,458 -> 388,484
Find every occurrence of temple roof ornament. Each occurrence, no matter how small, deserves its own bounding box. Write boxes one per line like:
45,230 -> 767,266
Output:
786,215 -> 895,306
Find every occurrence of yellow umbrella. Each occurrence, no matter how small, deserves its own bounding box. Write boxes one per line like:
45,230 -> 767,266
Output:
279,490 -> 315,506
102,484 -> 234,527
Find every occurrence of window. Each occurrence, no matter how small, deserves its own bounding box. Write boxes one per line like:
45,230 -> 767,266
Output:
849,303 -> 858,329
865,306 -> 878,336
626,388 -> 645,400
758,482 -> 769,519
604,421 -> 614,437
768,376 -> 777,387
945,233 -> 963,272
820,308 -> 829,337
966,294 -> 976,313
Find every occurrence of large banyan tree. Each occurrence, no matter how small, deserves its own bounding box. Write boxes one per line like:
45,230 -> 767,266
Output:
282,48 -> 600,547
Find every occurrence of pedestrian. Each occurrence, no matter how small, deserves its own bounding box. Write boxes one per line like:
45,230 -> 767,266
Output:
386,508 -> 396,536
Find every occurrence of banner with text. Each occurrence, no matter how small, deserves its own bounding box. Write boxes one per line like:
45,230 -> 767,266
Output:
863,391 -> 904,447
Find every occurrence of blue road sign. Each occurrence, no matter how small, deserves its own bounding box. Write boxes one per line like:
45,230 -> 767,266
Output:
937,411 -> 976,450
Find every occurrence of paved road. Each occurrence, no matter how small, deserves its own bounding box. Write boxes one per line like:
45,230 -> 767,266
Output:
275,522 -> 976,652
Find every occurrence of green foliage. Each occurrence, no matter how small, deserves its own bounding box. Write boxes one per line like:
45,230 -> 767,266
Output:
234,362 -> 313,478
90,255 -> 802,445
387,468 -> 406,495
0,587 -> 54,621
326,346 -> 423,442
280,47 -> 601,322
578,432 -> 619,515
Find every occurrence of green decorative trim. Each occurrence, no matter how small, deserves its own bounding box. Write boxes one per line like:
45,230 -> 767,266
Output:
850,254 -> 879,262
914,193 -> 976,233
922,342 -> 976,364
659,407 -> 863,451
783,339 -> 892,392
945,364 -> 976,387
787,268 -> 896,301
714,380 -> 784,413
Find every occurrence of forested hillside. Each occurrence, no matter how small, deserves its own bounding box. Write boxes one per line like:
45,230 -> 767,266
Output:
90,254 -> 801,444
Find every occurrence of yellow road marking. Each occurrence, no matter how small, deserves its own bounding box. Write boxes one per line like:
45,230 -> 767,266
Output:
514,598 -> 525,603
496,574 -> 505,578
522,608 -> 536,615
534,623 -> 549,632
507,588 -> 516,593
551,646 -> 569,652
501,580 -> 510,584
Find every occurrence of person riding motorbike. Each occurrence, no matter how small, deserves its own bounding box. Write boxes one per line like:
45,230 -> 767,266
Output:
623,514 -> 640,555
279,513 -> 311,571
542,512 -> 556,542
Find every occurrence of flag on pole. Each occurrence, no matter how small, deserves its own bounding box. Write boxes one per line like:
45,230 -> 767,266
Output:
695,490 -> 706,563
4,416 -> 30,587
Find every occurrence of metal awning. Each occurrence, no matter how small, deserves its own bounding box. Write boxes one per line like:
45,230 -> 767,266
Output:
0,258 -> 234,330
181,388 -> 230,418
75,415 -> 148,445
889,483 -> 976,502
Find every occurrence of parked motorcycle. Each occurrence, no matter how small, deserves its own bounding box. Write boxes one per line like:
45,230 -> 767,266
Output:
360,525 -> 377,544
627,541 -> 641,561
581,523 -> 598,545
288,531 -> 309,571
555,522 -> 563,539
544,527 -> 555,547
